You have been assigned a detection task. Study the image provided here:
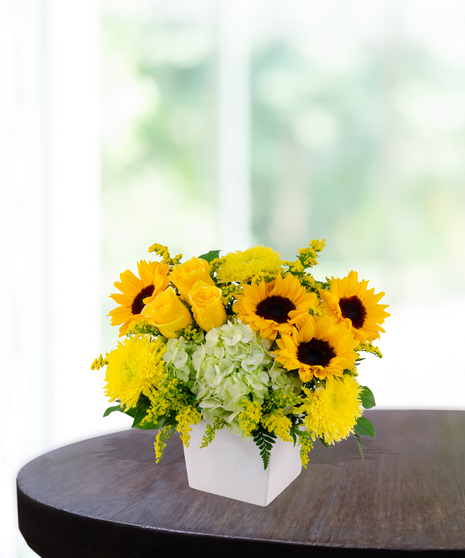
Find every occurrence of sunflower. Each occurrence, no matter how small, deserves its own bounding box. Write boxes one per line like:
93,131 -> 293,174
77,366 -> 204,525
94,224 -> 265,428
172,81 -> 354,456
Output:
301,375 -> 363,445
273,314 -> 358,382
319,271 -> 390,343
108,260 -> 170,336
104,335 -> 166,409
233,274 -> 318,341
216,245 -> 283,284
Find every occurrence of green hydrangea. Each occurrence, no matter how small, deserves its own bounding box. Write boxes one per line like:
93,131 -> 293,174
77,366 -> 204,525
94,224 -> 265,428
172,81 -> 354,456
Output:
190,320 -> 301,436
163,335 -> 203,384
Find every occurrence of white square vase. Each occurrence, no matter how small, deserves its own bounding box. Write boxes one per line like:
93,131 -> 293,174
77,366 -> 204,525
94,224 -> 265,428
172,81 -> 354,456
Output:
183,422 -> 302,506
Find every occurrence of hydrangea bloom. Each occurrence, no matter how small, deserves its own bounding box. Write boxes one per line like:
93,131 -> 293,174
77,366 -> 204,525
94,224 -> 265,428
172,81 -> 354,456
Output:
163,335 -> 203,383
189,320 -> 300,435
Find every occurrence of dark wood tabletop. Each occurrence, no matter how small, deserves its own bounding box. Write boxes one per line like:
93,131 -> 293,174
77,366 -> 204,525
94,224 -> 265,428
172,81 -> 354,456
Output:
17,410 -> 465,557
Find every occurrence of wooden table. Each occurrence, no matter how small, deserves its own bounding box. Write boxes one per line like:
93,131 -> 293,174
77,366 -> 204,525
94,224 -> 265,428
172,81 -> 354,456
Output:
17,410 -> 465,557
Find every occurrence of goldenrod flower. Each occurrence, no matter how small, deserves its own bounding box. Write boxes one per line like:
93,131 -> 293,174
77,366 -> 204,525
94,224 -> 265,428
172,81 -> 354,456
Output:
238,400 -> 262,437
104,335 -> 166,409
217,245 -> 283,284
176,406 -> 202,446
319,271 -> 390,342
261,410 -> 292,442
234,274 -> 319,341
108,260 -> 170,337
302,376 -> 363,445
273,314 -> 358,382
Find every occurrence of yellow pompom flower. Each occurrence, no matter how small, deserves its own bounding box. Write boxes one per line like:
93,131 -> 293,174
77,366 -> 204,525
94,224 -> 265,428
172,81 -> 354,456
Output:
216,245 -> 283,284
234,274 -> 319,341
188,281 -> 227,332
319,271 -> 390,343
302,376 -> 363,445
108,260 -> 170,337
104,335 -> 166,409
273,314 -> 358,382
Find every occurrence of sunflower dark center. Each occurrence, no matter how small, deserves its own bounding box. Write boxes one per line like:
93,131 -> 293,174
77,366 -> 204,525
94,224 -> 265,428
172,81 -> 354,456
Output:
255,295 -> 296,324
339,295 -> 366,329
297,338 -> 336,367
131,285 -> 155,315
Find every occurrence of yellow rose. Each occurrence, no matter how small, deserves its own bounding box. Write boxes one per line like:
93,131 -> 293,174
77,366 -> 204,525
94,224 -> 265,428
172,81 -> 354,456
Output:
170,257 -> 215,302
188,281 -> 227,332
142,287 -> 192,338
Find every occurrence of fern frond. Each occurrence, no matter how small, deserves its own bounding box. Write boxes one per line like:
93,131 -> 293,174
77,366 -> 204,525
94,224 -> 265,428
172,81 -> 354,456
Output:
253,428 -> 277,470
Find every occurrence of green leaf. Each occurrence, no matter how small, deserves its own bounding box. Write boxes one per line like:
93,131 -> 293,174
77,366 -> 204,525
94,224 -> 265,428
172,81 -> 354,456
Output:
135,415 -> 167,430
289,424 -> 298,446
129,397 -> 153,429
360,386 -> 376,409
103,405 -> 125,418
198,250 -> 221,263
124,407 -> 138,419
253,429 -> 277,470
354,416 -> 375,439
103,397 -> 160,428
354,433 -> 365,462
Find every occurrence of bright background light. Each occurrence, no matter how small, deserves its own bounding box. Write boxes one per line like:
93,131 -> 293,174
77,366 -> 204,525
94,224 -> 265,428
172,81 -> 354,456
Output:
2,1 -> 465,556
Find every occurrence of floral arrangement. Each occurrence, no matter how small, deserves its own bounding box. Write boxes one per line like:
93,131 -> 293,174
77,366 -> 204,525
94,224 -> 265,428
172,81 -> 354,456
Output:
92,240 -> 389,469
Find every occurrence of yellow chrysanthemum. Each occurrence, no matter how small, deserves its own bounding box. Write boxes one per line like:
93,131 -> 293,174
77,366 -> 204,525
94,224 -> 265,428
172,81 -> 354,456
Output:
233,274 -> 319,341
273,314 -> 358,382
108,260 -> 170,336
104,335 -> 166,409
216,245 -> 283,284
319,271 -> 390,343
301,376 -> 363,445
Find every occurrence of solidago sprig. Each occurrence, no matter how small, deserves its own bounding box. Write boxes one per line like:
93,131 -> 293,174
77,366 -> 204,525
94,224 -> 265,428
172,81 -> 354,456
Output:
357,341 -> 383,359
148,242 -> 182,267
238,400 -> 262,437
200,417 -> 227,448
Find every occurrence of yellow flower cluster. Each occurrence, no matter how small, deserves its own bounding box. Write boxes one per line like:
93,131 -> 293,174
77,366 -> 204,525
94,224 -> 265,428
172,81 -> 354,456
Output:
219,283 -> 242,306
356,341 -> 383,359
264,389 -> 301,412
148,243 -> 182,267
261,410 -> 292,442
176,407 -> 202,446
154,426 -> 173,464
200,417 -> 227,448
91,354 -> 108,370
238,400 -> 262,437
283,239 -> 326,275
298,239 -> 326,267
142,377 -> 185,425
298,430 -> 314,469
